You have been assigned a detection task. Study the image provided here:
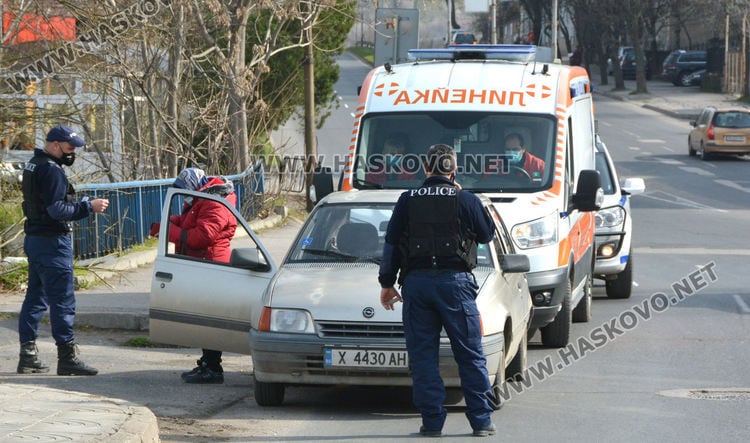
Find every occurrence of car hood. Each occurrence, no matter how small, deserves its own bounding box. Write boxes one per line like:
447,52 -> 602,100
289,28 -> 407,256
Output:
269,263 -> 490,322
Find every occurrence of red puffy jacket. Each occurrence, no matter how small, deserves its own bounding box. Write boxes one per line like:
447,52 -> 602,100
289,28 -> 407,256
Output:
167,177 -> 237,263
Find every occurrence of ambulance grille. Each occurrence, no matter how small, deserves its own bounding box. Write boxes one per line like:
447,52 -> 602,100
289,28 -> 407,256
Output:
317,321 -> 404,338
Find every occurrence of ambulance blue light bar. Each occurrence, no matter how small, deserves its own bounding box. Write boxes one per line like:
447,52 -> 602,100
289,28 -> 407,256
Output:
407,45 -> 554,63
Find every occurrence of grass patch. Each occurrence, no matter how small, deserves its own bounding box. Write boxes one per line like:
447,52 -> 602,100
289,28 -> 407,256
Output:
347,46 -> 373,65
125,336 -> 155,347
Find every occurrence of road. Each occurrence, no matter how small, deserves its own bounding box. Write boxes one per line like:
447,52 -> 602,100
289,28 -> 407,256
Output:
2,77 -> 749,441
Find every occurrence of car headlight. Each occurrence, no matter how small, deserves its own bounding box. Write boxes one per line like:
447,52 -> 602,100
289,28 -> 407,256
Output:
511,213 -> 558,249
596,206 -> 625,229
260,308 -> 315,334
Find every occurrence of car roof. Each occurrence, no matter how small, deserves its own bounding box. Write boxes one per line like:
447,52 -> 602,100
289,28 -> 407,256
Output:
706,106 -> 750,113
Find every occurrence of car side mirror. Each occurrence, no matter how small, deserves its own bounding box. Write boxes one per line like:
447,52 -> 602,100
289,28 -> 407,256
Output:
499,254 -> 530,273
230,248 -> 271,272
621,177 -> 645,196
571,169 -> 603,212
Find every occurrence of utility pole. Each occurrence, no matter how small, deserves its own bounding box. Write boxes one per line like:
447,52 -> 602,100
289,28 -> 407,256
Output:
304,17 -> 317,211
491,0 -> 497,44
447,0 -> 453,43
552,0 -> 558,58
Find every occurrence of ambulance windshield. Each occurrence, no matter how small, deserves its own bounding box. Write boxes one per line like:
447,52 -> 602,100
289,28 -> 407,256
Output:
353,112 -> 556,193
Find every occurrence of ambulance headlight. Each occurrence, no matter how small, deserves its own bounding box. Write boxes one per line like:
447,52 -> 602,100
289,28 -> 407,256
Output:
512,214 -> 557,249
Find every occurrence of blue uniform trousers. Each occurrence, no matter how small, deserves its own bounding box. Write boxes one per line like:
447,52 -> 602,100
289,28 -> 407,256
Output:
19,234 -> 76,345
402,270 -> 493,431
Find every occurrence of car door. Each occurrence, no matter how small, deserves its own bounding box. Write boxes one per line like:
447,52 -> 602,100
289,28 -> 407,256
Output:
149,188 -> 277,354
690,108 -> 711,150
487,205 -> 531,344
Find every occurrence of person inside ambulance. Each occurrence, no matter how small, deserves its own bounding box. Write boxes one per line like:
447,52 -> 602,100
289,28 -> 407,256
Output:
367,132 -> 418,184
500,132 -> 545,182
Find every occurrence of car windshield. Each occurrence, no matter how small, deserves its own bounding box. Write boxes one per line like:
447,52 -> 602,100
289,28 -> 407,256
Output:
353,112 -> 557,193
287,204 -> 393,263
286,202 -> 494,267
595,151 -> 616,195
713,111 -> 750,128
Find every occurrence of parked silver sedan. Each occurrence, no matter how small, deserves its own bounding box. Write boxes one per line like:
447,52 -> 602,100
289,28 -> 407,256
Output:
150,189 -> 532,407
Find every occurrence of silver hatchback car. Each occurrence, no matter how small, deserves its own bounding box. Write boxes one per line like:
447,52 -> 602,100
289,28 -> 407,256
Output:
150,189 -> 532,407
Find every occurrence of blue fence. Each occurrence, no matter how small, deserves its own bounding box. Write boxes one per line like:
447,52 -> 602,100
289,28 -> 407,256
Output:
72,162 -> 265,260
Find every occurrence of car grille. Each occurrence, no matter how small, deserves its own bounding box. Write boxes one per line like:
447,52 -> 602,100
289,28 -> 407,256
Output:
316,321 -> 404,339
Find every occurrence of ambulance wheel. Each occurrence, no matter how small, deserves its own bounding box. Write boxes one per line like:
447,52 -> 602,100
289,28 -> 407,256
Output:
572,272 -> 592,323
540,279 -> 571,348
606,253 -> 633,299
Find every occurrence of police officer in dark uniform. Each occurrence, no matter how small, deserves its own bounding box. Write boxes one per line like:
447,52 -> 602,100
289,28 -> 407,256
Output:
379,144 -> 497,437
17,125 -> 109,376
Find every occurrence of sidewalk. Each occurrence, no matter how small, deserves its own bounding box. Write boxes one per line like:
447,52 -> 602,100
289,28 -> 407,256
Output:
0,77 -> 747,442
595,77 -> 747,119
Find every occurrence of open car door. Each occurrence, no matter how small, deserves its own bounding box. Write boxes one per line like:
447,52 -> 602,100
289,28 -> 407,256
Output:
149,188 -> 277,354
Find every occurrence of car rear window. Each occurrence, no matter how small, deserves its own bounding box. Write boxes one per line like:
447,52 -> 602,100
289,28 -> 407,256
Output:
454,33 -> 476,44
713,112 -> 750,128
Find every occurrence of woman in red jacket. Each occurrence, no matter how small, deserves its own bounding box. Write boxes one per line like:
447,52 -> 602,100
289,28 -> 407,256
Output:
152,167 -> 237,383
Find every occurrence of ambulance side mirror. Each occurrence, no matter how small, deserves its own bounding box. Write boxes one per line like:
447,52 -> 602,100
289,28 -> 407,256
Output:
571,169 -> 603,212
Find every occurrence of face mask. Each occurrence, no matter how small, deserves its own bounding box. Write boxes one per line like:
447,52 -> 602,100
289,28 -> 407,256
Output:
505,150 -> 522,164
61,152 -> 76,166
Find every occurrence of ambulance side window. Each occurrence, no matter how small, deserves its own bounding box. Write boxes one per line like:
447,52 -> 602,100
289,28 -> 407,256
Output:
566,117 -> 575,197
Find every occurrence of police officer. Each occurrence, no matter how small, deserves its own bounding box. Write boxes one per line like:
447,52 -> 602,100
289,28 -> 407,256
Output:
17,125 -> 109,376
379,144 -> 497,437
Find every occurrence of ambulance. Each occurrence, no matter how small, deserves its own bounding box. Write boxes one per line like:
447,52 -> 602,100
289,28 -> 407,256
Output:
325,45 -> 602,348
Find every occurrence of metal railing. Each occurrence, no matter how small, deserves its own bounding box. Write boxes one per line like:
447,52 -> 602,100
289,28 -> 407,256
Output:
72,162 -> 265,260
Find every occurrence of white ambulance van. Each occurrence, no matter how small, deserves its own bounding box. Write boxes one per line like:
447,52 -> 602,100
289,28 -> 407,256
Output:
325,45 -> 602,348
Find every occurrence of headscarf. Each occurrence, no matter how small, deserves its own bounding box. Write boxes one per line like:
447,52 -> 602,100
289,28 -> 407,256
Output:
173,167 -> 207,191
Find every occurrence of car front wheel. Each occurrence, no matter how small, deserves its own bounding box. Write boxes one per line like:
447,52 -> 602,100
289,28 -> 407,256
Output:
254,376 -> 285,406
490,345 -> 506,410
505,332 -> 527,382
606,252 -> 633,299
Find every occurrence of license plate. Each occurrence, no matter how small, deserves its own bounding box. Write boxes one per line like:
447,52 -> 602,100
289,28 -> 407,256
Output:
725,135 -> 746,142
324,348 -> 408,368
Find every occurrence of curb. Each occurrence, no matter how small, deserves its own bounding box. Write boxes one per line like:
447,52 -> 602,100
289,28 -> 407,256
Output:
0,383 -> 160,443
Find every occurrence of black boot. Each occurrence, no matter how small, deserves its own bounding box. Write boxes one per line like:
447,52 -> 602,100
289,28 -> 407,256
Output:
183,361 -> 224,384
17,340 -> 50,374
57,341 -> 98,376
181,358 -> 203,380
